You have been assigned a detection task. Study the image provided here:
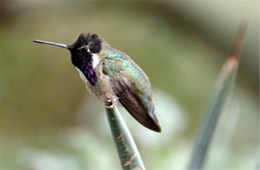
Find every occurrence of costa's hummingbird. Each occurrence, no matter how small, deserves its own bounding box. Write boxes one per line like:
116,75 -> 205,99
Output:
33,33 -> 161,132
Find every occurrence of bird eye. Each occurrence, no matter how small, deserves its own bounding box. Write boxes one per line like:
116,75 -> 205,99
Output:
80,47 -> 88,53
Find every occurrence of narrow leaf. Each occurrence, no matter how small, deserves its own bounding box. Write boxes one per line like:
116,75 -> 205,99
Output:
188,25 -> 247,170
106,106 -> 145,170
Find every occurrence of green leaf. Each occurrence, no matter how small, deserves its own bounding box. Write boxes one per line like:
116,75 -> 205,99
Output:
188,25 -> 247,170
106,106 -> 145,170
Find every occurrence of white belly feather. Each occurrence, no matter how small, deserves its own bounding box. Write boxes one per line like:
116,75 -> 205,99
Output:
92,54 -> 101,68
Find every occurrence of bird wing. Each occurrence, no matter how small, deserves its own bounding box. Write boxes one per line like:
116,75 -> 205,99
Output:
102,52 -> 161,132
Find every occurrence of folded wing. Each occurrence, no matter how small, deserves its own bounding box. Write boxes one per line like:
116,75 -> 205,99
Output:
103,54 -> 161,132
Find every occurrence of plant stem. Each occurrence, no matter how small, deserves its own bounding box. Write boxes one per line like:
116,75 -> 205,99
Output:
106,106 -> 145,170
187,25 -> 246,170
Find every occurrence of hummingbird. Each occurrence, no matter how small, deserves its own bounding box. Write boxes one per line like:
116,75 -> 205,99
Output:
33,33 -> 161,132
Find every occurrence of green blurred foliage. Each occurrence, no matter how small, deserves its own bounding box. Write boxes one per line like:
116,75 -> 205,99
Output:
0,1 -> 258,169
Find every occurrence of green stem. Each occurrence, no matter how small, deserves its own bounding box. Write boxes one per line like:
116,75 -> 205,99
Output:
187,25 -> 246,170
106,106 -> 145,170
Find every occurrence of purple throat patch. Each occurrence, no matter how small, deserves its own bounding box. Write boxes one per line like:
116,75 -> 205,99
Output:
81,60 -> 97,86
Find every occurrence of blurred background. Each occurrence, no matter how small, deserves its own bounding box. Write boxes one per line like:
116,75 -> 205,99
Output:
0,0 -> 258,169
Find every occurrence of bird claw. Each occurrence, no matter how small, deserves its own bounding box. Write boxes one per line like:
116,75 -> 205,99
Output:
105,98 -> 114,109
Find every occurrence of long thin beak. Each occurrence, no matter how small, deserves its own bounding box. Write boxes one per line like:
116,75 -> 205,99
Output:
33,40 -> 68,49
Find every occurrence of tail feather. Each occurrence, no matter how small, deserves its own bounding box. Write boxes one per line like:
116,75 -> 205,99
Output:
118,94 -> 161,132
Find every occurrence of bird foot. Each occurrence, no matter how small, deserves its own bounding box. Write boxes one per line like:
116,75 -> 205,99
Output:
105,98 -> 114,109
